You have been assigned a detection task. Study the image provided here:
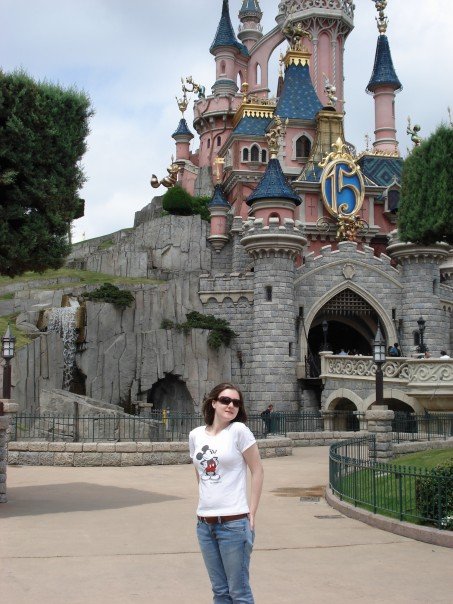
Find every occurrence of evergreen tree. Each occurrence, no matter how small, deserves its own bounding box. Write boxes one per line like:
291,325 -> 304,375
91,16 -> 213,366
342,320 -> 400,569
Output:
0,70 -> 92,276
399,124 -> 453,244
162,185 -> 193,216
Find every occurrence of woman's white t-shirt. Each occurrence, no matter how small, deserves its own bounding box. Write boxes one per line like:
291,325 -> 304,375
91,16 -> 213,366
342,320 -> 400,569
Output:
189,422 -> 256,517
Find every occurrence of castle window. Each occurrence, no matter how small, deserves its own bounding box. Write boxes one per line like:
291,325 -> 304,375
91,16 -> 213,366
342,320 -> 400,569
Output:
289,343 -> 293,357
269,212 -> 281,224
251,145 -> 259,162
261,149 -> 267,163
217,136 -> 222,147
207,139 -> 211,149
220,60 -> 226,76
265,286 -> 273,302
296,135 -> 311,159
242,148 -> 249,162
256,63 -> 262,86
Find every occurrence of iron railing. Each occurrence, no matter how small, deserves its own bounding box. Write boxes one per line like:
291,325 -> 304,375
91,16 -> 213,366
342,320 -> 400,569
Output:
392,412 -> 453,443
9,410 -> 336,443
329,435 -> 453,530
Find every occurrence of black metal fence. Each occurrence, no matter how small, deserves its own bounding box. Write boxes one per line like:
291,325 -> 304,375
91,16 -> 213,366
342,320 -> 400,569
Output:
392,412 -> 453,443
10,410 -> 329,443
329,435 -> 453,530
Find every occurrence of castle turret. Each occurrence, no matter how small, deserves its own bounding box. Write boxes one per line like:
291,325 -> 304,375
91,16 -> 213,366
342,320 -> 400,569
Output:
238,0 -> 263,50
172,118 -> 194,162
387,234 -> 451,356
366,2 -> 402,153
208,184 -> 230,252
210,0 -> 249,96
241,122 -> 307,411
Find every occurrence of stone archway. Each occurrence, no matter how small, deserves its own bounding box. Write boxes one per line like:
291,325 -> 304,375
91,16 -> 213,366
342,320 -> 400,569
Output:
147,374 -> 194,413
301,282 -> 398,375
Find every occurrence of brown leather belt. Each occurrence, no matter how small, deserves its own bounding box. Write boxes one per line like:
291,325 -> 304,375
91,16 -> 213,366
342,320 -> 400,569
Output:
197,513 -> 248,525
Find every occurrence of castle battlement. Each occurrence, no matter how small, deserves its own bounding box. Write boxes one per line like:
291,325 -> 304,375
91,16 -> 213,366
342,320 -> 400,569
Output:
199,271 -> 254,305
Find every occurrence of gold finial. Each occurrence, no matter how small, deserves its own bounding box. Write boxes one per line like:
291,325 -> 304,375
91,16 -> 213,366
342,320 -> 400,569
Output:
407,117 -> 422,147
241,81 -> 249,100
265,115 -> 288,159
213,157 -> 225,183
373,0 -> 389,34
176,86 -> 189,116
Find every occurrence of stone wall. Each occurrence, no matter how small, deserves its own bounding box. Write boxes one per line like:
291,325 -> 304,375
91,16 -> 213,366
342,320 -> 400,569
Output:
200,272 -> 254,398
7,437 -> 292,467
68,215 -> 213,278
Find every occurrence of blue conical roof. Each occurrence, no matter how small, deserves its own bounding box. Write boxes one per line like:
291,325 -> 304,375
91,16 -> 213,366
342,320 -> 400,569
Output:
210,0 -> 249,56
239,0 -> 262,17
208,184 -> 230,208
246,158 -> 300,205
275,63 -> 323,120
172,118 -> 193,139
366,35 -> 402,93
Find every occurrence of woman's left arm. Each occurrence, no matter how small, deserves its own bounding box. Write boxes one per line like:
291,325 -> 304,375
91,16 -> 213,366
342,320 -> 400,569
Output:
243,443 -> 263,530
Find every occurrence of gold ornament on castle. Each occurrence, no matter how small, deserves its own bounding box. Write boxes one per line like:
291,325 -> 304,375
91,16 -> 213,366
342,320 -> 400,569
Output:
150,157 -> 180,189
266,115 -> 288,159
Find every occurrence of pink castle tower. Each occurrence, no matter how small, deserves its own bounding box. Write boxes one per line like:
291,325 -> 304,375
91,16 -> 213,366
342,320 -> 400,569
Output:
366,1 -> 402,153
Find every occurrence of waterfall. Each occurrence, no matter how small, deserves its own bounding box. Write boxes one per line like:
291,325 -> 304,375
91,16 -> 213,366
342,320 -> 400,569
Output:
47,306 -> 78,390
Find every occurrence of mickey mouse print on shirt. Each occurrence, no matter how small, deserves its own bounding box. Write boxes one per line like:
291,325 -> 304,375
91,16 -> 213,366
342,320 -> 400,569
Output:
196,445 -> 221,481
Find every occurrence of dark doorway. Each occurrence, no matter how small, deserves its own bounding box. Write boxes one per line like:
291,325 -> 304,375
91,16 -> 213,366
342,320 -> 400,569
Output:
147,375 -> 194,413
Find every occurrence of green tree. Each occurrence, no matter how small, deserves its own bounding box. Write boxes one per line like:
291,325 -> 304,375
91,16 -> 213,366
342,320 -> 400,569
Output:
0,70 -> 93,276
398,124 -> 453,244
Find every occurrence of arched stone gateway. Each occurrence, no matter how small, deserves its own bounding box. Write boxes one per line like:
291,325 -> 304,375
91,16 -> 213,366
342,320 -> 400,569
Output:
301,286 -> 396,377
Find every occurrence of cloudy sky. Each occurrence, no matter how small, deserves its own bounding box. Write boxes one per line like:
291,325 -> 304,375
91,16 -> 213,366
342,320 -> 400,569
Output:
1,0 -> 452,242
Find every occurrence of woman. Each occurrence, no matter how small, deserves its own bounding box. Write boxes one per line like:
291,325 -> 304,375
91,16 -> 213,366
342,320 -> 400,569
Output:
189,382 -> 264,604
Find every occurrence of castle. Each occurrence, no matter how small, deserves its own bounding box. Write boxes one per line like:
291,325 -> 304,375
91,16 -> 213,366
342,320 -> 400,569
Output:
13,0 -> 453,416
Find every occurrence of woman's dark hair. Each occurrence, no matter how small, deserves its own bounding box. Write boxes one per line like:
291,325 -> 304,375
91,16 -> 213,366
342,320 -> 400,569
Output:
202,382 -> 247,426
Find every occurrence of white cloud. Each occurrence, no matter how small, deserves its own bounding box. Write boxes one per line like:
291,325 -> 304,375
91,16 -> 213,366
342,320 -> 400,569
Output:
1,0 -> 452,243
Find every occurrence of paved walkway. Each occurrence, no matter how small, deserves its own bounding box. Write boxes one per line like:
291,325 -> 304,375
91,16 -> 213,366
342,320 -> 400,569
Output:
1,447 -> 452,604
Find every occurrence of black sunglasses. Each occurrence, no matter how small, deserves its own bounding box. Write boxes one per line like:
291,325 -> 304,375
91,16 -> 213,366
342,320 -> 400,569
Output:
217,396 -> 241,408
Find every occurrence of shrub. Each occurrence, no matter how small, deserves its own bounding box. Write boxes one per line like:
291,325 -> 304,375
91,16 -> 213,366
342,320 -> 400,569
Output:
162,187 -> 211,221
160,319 -> 174,329
82,283 -> 134,308
162,186 -> 193,216
415,460 -> 453,529
163,311 -> 237,350
191,195 -> 211,221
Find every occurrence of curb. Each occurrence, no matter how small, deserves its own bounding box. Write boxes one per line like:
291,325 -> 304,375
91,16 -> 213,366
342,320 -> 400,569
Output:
325,487 -> 453,549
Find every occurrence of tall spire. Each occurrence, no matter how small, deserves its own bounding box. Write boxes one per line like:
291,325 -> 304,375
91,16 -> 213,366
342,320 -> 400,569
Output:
210,0 -> 249,56
367,1 -> 402,154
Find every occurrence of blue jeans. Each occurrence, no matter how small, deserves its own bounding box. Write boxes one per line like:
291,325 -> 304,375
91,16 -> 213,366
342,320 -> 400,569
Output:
196,517 -> 255,604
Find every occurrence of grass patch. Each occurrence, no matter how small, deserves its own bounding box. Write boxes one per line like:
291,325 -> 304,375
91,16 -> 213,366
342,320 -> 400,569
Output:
335,448 -> 453,528
98,238 -> 114,250
0,314 -> 34,351
0,292 -> 15,300
0,268 -> 162,290
393,449 -> 453,470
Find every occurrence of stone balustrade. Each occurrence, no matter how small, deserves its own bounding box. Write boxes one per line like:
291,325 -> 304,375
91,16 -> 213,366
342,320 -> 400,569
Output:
319,355 -> 453,411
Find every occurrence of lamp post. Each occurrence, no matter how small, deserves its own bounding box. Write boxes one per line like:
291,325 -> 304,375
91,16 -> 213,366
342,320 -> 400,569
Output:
373,322 -> 386,407
2,324 -> 16,399
417,316 -> 426,353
